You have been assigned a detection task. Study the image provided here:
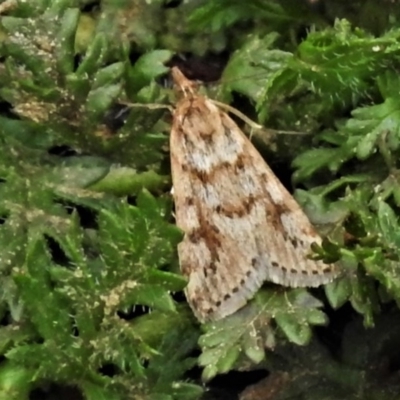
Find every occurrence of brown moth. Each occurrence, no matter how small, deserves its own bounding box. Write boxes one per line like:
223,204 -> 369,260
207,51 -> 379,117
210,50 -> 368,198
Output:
170,67 -> 339,322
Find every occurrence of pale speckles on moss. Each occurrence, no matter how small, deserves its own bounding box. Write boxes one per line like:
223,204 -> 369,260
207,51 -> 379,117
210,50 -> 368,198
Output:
101,280 -> 138,315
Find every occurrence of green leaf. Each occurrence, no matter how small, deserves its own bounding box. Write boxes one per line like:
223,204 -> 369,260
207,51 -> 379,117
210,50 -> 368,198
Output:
76,33 -> 110,76
92,62 -> 125,89
222,33 -> 292,103
189,2 -> 251,32
123,284 -> 177,313
325,278 -> 352,309
377,201 -> 400,249
216,344 -> 241,374
81,381 -> 121,400
0,362 -> 32,400
292,148 -> 345,180
198,288 -> 327,380
127,50 -> 172,95
56,7 -> 80,75
242,329 -> 265,364
353,99 -> 400,160
51,155 -> 111,188
349,272 -> 379,328
14,237 -> 73,340
86,83 -> 123,121
275,313 -> 312,346
299,21 -> 400,102
88,168 -> 169,196
132,310 -> 202,399
188,0 -> 291,32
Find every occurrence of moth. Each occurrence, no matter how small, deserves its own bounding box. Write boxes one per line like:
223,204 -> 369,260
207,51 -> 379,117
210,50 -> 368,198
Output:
170,67 -> 339,322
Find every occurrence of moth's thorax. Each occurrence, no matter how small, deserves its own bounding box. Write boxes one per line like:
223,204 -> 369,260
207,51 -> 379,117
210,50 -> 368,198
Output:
171,97 -> 245,174
173,96 -> 223,137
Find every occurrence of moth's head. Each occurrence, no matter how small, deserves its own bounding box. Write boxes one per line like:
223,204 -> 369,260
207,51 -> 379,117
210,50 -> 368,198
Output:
171,67 -> 198,97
